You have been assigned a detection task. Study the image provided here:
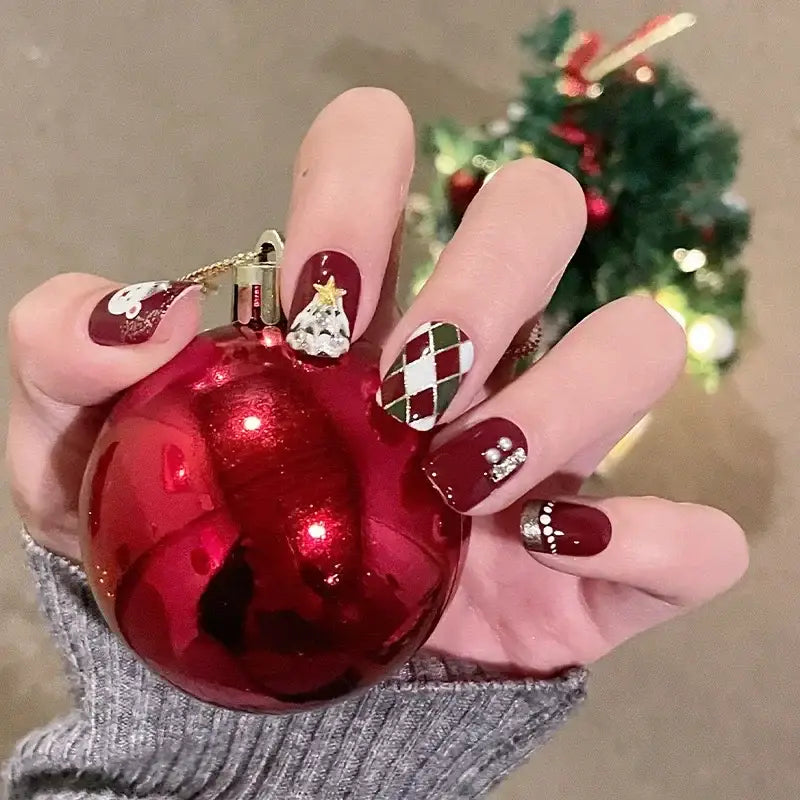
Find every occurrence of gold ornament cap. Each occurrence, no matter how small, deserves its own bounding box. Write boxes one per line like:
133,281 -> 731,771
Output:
233,230 -> 284,328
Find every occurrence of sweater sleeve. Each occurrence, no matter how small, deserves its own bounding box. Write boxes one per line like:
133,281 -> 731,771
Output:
3,534 -> 586,800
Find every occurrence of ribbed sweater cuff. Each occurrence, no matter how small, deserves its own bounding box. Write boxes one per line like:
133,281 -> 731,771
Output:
4,534 -> 587,800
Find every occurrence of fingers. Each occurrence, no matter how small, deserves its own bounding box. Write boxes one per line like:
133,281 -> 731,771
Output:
520,495 -> 748,644
8,272 -> 202,557
423,295 -> 687,513
281,88 -> 415,357
10,273 -> 202,407
376,158 -> 586,431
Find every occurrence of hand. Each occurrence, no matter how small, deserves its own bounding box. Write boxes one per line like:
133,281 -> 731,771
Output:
7,88 -> 747,676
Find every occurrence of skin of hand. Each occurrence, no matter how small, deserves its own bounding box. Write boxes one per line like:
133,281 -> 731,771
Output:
6,88 -> 748,676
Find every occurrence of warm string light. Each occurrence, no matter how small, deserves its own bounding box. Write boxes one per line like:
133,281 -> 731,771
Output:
472,154 -> 497,172
673,247 -> 708,272
687,319 -> 716,355
416,9 -> 749,393
687,315 -> 736,360
434,153 -> 458,175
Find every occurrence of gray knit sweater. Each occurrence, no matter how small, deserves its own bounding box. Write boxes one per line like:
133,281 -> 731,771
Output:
3,536 -> 587,799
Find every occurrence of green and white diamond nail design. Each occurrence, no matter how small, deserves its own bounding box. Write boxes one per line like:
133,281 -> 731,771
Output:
376,321 -> 474,431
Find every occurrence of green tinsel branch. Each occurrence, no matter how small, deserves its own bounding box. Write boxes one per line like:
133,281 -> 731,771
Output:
409,8 -> 751,391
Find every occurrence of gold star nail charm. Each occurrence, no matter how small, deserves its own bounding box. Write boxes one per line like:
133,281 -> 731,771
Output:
313,275 -> 347,306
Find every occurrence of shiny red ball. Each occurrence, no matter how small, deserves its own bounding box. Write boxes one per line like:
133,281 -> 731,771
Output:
79,325 -> 469,712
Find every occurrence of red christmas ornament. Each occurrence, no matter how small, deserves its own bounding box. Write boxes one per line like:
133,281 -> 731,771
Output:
551,120 -> 603,177
448,168 -> 484,220
79,241 -> 469,714
584,188 -> 613,229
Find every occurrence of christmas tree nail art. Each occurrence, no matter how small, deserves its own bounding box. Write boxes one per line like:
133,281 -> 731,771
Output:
377,321 -> 474,431
287,251 -> 361,358
287,275 -> 351,357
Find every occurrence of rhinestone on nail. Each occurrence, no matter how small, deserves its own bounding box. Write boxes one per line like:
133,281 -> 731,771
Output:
484,447 -> 502,464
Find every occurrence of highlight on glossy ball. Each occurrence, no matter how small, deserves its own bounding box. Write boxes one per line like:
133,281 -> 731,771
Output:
79,324 -> 469,713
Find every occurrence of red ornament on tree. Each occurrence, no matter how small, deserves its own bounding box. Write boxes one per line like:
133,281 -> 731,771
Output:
448,168 -> 484,220
79,233 -> 469,713
585,188 -> 613,229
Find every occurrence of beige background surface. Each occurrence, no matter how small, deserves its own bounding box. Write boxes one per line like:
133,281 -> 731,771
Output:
1,1 -> 798,798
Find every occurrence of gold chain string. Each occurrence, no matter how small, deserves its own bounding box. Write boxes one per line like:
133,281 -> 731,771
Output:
178,250 -> 260,291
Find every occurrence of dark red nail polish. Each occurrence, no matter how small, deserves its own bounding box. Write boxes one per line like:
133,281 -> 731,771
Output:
521,500 -> 611,556
88,281 -> 196,346
287,251 -> 361,357
422,418 -> 527,511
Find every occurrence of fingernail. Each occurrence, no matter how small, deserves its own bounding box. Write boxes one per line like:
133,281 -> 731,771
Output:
376,321 -> 474,431
423,418 -> 527,511
286,251 -> 360,358
88,281 -> 197,346
521,500 -> 612,556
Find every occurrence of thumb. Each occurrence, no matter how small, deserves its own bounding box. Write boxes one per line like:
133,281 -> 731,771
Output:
11,273 -> 202,407
7,273 -> 202,557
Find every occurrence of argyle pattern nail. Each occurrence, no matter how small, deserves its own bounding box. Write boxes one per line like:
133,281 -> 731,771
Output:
377,321 -> 474,431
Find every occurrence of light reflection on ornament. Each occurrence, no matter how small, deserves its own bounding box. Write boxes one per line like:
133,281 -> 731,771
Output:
307,522 -> 327,540
162,443 -> 190,492
260,327 -> 283,348
243,415 -> 262,431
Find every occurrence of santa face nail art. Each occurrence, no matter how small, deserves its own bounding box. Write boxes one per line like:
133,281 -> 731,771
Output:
89,281 -> 196,346
377,322 -> 474,431
423,418 -> 527,512
287,251 -> 360,358
521,500 -> 612,556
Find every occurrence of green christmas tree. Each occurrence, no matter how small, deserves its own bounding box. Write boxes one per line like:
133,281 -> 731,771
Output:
409,9 -> 750,390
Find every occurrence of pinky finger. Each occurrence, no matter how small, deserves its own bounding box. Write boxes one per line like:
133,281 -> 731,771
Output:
521,495 -> 749,646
